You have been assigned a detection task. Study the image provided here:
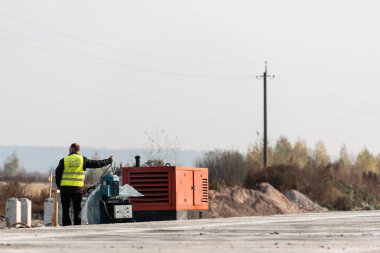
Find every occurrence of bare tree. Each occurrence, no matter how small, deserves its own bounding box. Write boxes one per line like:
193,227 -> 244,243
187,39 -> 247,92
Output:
313,141 -> 331,166
3,152 -> 20,176
272,136 -> 293,165
355,148 -> 377,173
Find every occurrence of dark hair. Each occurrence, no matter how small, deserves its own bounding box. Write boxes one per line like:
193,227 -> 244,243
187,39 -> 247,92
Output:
70,143 -> 80,153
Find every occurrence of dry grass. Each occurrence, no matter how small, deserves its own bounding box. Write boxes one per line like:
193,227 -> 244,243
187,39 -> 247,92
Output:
26,182 -> 50,196
0,181 -> 49,215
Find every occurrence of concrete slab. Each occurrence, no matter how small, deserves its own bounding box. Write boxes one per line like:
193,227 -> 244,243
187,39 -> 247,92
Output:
2,211 -> 380,253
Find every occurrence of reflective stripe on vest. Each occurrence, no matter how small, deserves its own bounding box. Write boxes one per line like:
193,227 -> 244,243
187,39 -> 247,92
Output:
61,154 -> 85,187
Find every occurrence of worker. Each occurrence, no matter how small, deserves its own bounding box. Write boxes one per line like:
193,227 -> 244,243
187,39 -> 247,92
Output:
55,143 -> 114,226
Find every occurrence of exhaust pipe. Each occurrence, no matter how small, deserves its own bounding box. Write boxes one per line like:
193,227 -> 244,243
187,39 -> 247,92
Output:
135,156 -> 141,167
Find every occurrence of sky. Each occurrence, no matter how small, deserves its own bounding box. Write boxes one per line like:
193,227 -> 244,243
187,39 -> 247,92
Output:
0,0 -> 380,157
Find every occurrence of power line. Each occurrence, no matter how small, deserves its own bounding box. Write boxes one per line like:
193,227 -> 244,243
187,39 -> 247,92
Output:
0,31 -> 256,79
4,11 -> 374,110
271,78 -> 380,138
0,11 -> 261,66
2,22 -> 376,110
271,64 -> 380,107
272,77 -> 380,116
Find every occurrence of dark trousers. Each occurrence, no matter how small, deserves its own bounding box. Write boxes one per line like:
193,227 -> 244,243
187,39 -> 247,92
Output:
60,193 -> 82,226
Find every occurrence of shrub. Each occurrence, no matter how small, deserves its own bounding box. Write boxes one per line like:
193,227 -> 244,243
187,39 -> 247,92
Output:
333,196 -> 354,211
29,188 -> 49,214
196,149 -> 248,188
0,182 -> 48,215
196,137 -> 380,211
0,182 -> 30,215
245,164 -> 307,192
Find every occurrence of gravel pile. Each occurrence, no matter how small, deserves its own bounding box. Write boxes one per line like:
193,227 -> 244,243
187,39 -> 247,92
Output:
209,183 -> 327,218
284,190 -> 328,212
209,183 -> 301,218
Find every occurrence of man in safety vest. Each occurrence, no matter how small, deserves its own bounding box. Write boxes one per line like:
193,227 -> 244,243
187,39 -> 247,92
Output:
55,143 -> 114,226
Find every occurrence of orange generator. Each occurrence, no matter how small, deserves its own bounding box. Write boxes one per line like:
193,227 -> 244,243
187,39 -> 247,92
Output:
121,162 -> 209,221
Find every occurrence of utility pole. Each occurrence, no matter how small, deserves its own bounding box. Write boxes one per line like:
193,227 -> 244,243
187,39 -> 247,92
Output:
257,62 -> 274,169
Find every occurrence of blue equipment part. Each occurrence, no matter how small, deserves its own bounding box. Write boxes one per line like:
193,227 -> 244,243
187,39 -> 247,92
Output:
99,174 -> 134,224
100,174 -> 120,197
80,174 -> 143,224
80,184 -> 143,224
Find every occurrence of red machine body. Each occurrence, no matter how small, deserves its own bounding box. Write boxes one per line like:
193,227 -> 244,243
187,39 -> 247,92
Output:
121,166 -> 208,221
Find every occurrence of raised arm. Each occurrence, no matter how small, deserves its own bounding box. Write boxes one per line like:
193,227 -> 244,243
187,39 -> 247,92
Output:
83,156 -> 113,169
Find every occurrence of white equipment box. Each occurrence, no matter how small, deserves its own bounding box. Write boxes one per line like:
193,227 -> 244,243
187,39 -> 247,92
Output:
114,205 -> 132,219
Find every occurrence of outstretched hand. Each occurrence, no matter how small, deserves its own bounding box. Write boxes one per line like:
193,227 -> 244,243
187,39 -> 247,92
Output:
109,155 -> 115,163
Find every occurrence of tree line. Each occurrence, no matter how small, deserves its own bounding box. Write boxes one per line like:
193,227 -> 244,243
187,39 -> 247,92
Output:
0,152 -> 48,182
196,136 -> 380,210
0,152 -> 104,184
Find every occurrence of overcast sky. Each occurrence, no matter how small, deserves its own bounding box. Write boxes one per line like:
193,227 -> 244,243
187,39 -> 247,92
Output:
0,0 -> 379,156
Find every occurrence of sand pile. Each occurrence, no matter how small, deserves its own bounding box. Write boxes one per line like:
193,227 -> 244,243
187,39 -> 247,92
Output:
209,183 -> 327,218
284,190 -> 328,212
209,183 -> 301,218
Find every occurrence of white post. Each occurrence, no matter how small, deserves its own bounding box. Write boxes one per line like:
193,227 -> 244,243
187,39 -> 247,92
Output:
20,198 -> 32,227
6,198 -> 21,227
44,198 -> 54,225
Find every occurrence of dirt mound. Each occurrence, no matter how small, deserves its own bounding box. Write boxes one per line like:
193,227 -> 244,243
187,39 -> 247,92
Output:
209,183 -> 302,218
284,190 -> 328,212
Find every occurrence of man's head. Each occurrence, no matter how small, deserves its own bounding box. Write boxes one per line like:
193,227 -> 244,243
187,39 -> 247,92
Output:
69,143 -> 80,154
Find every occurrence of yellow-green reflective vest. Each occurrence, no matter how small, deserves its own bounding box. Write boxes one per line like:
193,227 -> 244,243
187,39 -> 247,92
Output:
61,154 -> 85,187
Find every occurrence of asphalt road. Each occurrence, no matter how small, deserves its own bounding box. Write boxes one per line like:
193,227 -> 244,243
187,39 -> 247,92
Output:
2,211 -> 380,253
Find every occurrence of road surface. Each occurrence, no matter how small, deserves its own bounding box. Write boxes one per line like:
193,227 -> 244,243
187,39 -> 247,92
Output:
2,211 -> 380,253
